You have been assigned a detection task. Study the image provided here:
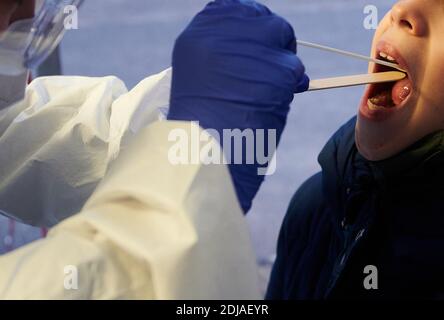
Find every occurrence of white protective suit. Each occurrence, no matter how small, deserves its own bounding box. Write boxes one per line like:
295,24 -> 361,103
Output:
0,69 -> 260,299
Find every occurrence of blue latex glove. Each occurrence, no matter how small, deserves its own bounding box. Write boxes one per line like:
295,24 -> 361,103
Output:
168,0 -> 309,213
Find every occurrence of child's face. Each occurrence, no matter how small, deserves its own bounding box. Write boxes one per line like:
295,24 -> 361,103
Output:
356,0 -> 444,161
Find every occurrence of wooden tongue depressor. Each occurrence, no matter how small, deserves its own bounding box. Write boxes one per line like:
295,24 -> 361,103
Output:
308,71 -> 406,91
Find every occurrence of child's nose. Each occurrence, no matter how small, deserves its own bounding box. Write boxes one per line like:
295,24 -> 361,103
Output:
391,0 -> 427,37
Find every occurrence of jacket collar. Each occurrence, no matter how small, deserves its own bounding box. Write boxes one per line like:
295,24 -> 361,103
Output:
318,116 -> 444,224
369,131 -> 444,187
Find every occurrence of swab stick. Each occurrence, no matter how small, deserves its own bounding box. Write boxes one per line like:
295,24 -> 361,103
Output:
297,40 -> 407,73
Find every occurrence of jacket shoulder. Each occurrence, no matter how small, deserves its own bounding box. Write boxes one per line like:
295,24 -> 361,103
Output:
266,172 -> 326,299
284,172 -> 325,246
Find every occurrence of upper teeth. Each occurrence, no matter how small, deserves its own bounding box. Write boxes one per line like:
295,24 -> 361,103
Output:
379,51 -> 396,62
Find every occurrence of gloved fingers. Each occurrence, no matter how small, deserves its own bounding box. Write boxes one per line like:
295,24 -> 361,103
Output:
286,37 -> 297,55
272,16 -> 300,54
294,74 -> 310,93
208,0 -> 272,17
280,19 -> 297,54
286,54 -> 309,93
209,47 -> 300,94
198,0 -> 296,52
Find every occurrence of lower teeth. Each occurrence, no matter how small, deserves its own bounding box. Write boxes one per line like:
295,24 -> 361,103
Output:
368,90 -> 395,109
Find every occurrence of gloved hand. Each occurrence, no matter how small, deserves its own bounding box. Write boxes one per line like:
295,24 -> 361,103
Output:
168,0 -> 309,213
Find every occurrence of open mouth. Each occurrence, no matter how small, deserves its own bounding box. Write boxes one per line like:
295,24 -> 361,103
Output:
367,46 -> 413,110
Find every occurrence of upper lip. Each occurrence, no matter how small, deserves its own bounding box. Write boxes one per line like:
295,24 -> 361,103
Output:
374,40 -> 411,79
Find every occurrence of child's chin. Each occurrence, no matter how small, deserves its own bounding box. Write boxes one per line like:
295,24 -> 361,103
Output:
355,140 -> 390,161
355,120 -> 403,161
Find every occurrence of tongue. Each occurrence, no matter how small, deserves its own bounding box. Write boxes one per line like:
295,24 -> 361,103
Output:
391,77 -> 412,106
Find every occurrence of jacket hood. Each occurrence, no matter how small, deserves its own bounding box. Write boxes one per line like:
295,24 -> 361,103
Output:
317,117 -> 357,219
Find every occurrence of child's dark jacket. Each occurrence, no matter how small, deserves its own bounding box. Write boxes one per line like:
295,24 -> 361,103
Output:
267,117 -> 444,299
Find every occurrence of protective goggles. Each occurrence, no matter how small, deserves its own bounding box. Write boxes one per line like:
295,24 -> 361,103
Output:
0,0 -> 84,71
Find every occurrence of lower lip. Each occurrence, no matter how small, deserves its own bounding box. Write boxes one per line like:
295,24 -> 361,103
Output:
358,85 -> 410,122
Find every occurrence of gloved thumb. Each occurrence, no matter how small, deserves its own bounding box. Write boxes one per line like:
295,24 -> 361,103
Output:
295,74 -> 310,93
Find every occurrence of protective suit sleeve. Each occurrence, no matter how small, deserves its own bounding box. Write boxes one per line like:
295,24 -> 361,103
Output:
0,69 -> 171,227
0,121 -> 260,299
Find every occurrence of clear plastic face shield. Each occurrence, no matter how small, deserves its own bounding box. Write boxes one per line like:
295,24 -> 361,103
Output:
0,0 -> 84,76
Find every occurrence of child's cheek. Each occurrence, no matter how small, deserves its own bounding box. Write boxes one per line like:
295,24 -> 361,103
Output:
428,62 -> 444,107
375,11 -> 392,40
423,40 -> 444,100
